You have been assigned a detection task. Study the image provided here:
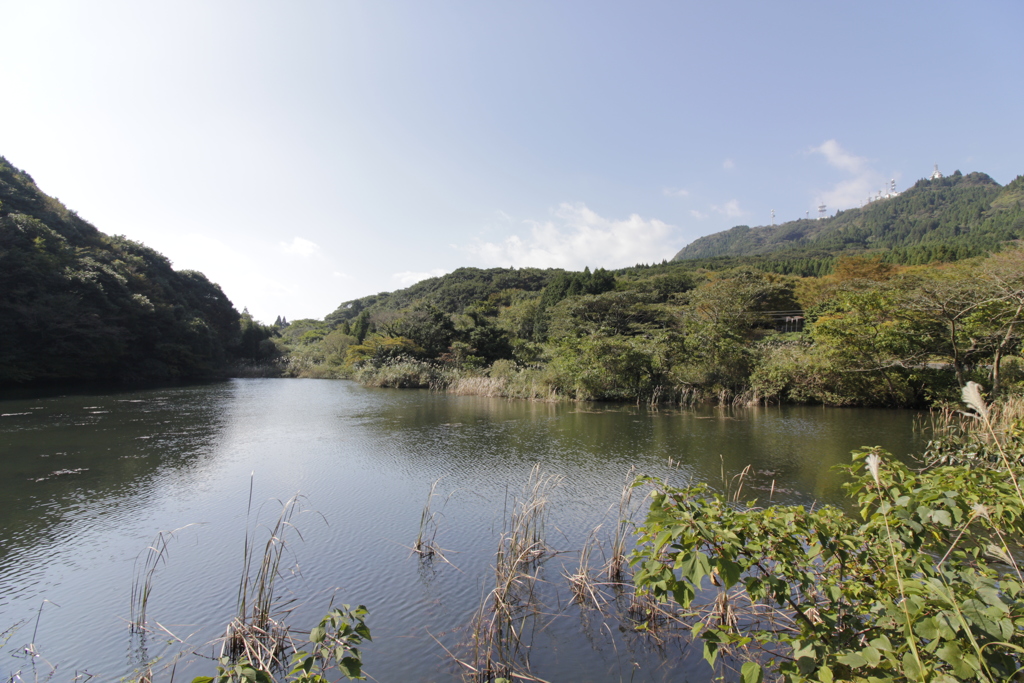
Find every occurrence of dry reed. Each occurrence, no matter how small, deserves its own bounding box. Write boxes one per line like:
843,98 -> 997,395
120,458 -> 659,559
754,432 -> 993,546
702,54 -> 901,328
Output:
607,467 -> 639,582
457,465 -> 562,682
130,525 -> 197,633
563,529 -> 604,609
414,477 -> 456,560
222,482 -> 308,672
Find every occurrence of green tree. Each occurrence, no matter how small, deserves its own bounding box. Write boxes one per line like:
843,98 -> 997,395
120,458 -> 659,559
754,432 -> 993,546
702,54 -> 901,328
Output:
633,443 -> 1024,682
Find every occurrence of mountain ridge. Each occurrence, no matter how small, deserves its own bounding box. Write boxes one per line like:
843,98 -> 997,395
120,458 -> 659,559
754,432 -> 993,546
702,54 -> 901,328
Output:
673,171 -> 1024,266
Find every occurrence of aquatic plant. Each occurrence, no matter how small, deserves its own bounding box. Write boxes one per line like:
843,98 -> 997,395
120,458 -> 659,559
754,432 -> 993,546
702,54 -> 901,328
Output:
607,467 -> 639,582
413,478 -> 444,557
193,605 -> 370,683
130,526 -> 197,633
457,465 -> 562,682
222,485 -> 308,671
563,528 -> 604,610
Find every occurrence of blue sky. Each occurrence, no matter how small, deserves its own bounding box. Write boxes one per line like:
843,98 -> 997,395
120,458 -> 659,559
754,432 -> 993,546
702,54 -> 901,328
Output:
2,1 -> 1022,322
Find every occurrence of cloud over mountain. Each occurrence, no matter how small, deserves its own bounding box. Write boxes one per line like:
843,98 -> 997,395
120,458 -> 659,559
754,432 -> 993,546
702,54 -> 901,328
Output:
466,203 -> 677,269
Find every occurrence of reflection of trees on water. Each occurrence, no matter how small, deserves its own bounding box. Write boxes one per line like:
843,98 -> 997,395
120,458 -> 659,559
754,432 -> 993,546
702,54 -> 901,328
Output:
356,394 -> 921,509
0,380 -> 926,682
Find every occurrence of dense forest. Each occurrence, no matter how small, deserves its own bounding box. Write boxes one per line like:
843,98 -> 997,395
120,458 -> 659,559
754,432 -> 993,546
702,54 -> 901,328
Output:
260,171 -> 1024,408
0,156 -> 243,385
4,156 -> 1023,406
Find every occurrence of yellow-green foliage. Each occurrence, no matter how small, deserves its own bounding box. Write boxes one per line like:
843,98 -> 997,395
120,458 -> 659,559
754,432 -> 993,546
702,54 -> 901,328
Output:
343,335 -> 423,369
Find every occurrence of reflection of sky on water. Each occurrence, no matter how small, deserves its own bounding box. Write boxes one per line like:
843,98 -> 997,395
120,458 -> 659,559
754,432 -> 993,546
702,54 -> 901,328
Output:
0,380 -> 924,681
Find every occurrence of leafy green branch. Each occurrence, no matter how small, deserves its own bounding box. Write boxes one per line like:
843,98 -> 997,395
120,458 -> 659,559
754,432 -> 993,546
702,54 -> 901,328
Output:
631,446 -> 1024,682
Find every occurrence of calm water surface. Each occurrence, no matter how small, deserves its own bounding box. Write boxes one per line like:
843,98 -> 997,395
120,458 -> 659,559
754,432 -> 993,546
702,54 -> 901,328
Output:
0,379 -> 923,681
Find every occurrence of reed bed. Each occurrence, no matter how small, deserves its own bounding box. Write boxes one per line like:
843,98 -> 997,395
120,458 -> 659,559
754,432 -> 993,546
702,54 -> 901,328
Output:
451,462 -> 692,681
446,370 -> 562,402
919,389 -> 1024,467
446,375 -> 507,397
457,465 -> 562,682
351,358 -> 455,389
223,488 -> 306,670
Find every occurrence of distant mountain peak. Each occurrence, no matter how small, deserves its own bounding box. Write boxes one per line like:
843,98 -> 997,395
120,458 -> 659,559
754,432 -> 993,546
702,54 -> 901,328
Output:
672,170 -> 1019,267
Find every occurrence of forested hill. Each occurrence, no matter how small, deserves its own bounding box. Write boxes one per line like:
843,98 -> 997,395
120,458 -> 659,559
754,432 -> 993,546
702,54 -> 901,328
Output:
673,171 -> 1024,273
0,156 -> 242,385
324,266 -> 564,326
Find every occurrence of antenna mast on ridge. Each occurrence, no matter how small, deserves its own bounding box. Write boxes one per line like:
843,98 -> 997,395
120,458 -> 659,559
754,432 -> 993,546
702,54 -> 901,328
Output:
818,203 -> 827,220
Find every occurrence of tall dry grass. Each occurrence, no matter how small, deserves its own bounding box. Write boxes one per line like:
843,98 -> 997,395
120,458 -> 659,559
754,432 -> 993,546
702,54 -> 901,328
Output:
130,525 -> 198,633
920,389 -> 1024,467
607,467 -> 639,582
458,465 -> 562,682
220,486 -> 307,671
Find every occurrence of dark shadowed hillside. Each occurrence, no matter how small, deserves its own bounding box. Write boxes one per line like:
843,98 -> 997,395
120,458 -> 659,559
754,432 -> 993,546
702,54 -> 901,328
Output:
0,156 -> 242,385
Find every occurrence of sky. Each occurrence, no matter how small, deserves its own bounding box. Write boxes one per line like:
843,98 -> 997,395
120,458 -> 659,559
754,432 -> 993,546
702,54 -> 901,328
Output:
2,1 -> 1022,323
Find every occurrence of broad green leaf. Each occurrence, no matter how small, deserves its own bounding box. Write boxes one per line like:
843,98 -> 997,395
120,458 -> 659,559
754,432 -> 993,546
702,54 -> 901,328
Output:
914,616 -> 939,639
339,655 -> 364,679
703,639 -> 719,668
717,558 -> 742,588
679,551 -> 711,585
740,661 -> 763,683
838,652 -> 867,668
936,641 -> 977,679
672,581 -> 695,607
869,635 -> 893,652
930,508 -> 952,526
902,651 -> 922,680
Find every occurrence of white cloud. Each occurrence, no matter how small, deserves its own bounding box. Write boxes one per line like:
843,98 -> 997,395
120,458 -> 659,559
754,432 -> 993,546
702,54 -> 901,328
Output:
690,209 -> 709,220
662,187 -> 689,197
332,271 -> 352,279
392,269 -> 449,287
722,158 -> 735,170
280,236 -> 321,257
810,139 -> 886,210
464,203 -> 677,270
812,139 -> 867,174
712,199 -> 744,218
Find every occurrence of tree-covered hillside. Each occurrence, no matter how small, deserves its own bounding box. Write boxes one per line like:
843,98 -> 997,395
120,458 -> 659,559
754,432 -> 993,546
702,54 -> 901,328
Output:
0,156 -> 242,385
274,167 -> 1024,407
324,266 -> 561,325
673,171 -> 1024,273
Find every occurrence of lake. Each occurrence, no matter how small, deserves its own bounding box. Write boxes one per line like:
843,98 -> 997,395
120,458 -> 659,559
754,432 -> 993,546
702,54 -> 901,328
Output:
0,379 -> 924,682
